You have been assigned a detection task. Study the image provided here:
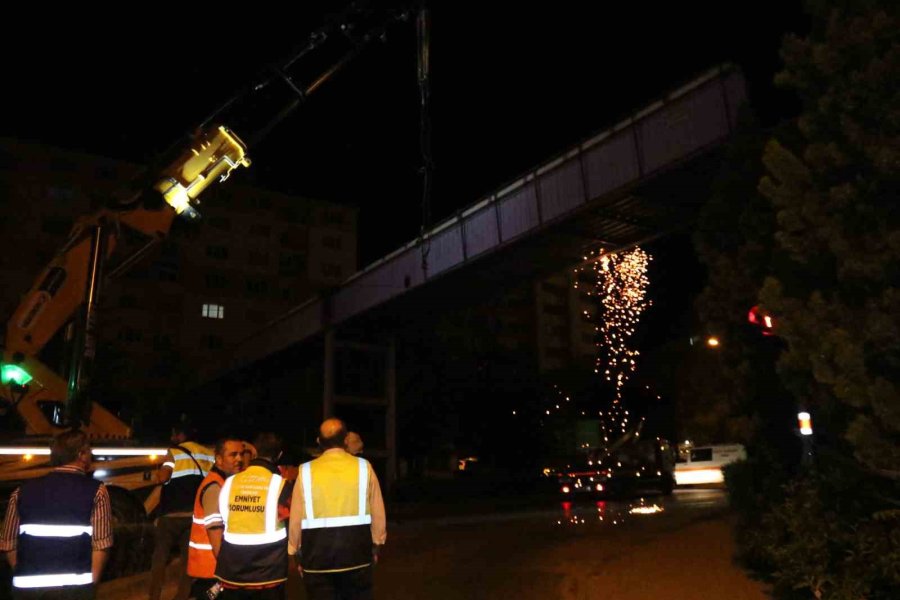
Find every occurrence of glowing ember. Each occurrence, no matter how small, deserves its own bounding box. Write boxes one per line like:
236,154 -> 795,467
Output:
628,504 -> 663,515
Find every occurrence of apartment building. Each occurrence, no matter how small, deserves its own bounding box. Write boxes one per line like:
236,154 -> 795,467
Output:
0,139 -> 357,415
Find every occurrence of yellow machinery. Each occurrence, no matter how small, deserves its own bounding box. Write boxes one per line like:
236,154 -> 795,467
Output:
0,127 -> 251,515
0,3 -> 411,518
1,126 -> 251,440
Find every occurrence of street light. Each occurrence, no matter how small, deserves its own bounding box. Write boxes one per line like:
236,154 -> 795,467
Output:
706,336 -> 720,348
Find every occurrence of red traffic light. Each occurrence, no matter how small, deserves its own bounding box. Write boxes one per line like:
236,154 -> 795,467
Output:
748,306 -> 775,336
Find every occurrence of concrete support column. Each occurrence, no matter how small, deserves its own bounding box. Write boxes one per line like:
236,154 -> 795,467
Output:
385,336 -> 397,491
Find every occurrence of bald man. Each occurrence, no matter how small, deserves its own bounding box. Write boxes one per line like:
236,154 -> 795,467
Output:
345,432 -> 364,456
289,419 -> 386,600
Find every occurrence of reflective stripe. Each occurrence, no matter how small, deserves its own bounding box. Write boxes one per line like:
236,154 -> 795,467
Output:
204,513 -> 222,524
219,475 -> 233,525
301,457 -> 370,530
357,457 -> 367,516
162,462 -> 175,469
192,517 -> 206,525
301,463 -> 314,519
189,541 -> 213,550
171,468 -> 203,478
222,528 -> 287,545
265,475 -> 282,533
301,514 -> 372,530
172,453 -> 215,463
13,572 -> 93,588
19,524 -> 93,538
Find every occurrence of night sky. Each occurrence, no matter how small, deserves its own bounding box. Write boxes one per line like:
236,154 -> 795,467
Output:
3,2 -> 806,264
1,2 -> 813,450
2,3 -> 808,390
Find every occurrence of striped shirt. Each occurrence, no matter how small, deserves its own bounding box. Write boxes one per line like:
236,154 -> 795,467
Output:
0,465 -> 113,552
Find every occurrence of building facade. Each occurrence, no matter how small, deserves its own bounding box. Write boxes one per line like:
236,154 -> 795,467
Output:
0,139 -> 357,428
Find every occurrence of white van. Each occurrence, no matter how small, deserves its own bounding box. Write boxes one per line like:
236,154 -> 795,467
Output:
674,444 -> 746,485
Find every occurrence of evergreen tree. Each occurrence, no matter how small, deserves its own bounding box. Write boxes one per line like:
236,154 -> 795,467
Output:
758,0 -> 900,477
695,2 -> 900,596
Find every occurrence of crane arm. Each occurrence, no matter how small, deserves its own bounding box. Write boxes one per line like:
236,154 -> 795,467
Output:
0,2 -> 411,438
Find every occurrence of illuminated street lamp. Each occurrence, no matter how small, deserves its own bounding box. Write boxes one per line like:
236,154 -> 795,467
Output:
706,336 -> 720,348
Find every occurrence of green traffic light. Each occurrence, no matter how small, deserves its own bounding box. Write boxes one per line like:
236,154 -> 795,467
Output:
1,365 -> 32,386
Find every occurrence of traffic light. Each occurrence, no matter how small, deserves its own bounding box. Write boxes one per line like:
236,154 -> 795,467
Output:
797,411 -> 813,436
1,364 -> 32,386
748,305 -> 775,336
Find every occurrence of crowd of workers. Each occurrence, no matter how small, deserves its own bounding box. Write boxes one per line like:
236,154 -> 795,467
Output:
0,419 -> 387,600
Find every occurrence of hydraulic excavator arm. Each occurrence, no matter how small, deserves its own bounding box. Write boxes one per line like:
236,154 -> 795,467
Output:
1,126 -> 251,438
0,2 -> 413,439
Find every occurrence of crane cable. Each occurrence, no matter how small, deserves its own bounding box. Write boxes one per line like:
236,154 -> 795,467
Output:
417,4 -> 433,278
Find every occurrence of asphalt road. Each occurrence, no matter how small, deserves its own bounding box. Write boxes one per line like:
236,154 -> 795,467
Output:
97,487 -> 768,600
286,487 -> 769,600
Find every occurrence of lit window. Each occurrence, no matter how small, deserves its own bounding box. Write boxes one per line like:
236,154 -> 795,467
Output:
202,304 -> 225,319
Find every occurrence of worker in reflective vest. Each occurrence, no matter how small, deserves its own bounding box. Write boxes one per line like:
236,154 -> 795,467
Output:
187,438 -> 245,600
345,432 -> 364,456
0,430 -> 113,600
150,424 -> 215,600
289,419 -> 387,600
215,433 -> 293,599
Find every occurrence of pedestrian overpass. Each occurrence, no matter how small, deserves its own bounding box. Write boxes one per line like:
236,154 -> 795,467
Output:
201,64 -> 747,487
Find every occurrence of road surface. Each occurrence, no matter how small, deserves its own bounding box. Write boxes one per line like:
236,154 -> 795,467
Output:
98,488 -> 768,600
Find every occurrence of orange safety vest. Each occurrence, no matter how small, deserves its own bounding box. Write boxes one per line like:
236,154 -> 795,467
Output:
187,468 -> 226,578
276,465 -> 298,522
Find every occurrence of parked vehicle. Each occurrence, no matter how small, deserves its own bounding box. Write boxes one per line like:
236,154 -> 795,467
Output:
555,436 -> 675,498
674,444 -> 746,485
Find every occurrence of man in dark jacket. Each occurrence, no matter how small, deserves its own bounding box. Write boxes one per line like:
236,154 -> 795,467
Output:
0,429 -> 113,599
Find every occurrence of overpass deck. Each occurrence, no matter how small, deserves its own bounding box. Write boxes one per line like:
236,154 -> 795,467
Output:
209,64 -> 746,379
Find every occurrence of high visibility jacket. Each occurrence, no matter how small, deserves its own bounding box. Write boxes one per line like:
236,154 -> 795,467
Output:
300,453 -> 372,573
187,467 -> 227,579
215,460 -> 287,587
14,471 -> 100,589
276,465 -> 298,522
159,442 -> 214,515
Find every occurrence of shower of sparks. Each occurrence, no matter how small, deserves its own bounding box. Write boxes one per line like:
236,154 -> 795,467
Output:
575,247 -> 652,442
628,504 -> 664,515
521,248 -> 654,452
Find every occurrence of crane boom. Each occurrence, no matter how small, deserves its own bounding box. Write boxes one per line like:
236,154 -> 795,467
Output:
0,2 -> 410,438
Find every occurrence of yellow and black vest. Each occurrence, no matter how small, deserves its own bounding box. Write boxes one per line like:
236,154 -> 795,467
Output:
159,441 -> 214,515
214,460 -> 287,587
300,452 -> 372,573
